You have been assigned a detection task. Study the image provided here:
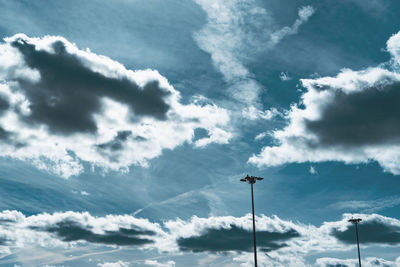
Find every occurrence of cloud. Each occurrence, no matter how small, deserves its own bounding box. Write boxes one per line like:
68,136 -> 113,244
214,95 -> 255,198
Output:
0,210 -> 168,255
331,195 -> 400,213
309,166 -> 317,174
177,225 -> 299,253
0,34 -> 231,177
345,0 -> 388,16
80,191 -> 89,196
193,1 -> 314,105
269,6 -> 315,46
41,221 -> 155,246
242,106 -> 283,121
254,132 -> 268,141
98,261 -> 130,267
0,211 -> 400,266
144,260 -> 176,267
331,214 -> 400,245
165,214 -> 301,253
10,38 -> 170,133
249,31 -> 400,174
316,257 -> 400,267
233,252 -> 309,267
279,72 -> 292,81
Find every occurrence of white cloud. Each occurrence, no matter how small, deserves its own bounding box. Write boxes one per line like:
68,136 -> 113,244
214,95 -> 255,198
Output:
164,214 -> 301,241
269,6 -> 315,46
332,195 -> 400,213
0,210 -> 170,256
254,132 -> 268,141
249,31 -> 400,175
242,106 -> 282,120
0,34 -> 231,178
316,256 -> 400,267
388,31 -> 400,67
309,166 -> 317,174
0,211 -> 399,266
233,252 -> 308,267
98,261 -> 130,267
193,1 -> 315,105
144,260 -> 176,267
279,71 -> 292,81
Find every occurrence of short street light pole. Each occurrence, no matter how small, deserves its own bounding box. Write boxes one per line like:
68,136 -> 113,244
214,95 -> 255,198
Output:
240,174 -> 263,267
348,218 -> 362,267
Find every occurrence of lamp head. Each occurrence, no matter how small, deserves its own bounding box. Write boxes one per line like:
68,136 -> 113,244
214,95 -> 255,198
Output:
348,218 -> 362,224
240,175 -> 264,184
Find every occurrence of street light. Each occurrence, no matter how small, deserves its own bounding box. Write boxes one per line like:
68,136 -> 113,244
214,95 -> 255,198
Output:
240,174 -> 263,267
348,218 -> 362,267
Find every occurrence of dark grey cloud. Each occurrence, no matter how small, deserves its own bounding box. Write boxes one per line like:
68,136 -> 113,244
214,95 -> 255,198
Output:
305,81 -> 400,147
35,220 -> 155,246
0,95 -> 9,113
0,126 -> 25,148
177,225 -> 299,253
10,38 -> 171,135
0,34 -> 230,177
332,220 -> 400,245
0,238 -> 8,245
97,130 -> 133,151
0,96 -> 12,141
0,127 -> 11,141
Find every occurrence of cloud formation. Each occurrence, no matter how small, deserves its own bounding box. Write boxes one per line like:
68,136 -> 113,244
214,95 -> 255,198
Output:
11,39 -> 170,133
331,216 -> 400,245
0,210 -> 167,255
164,214 -> 304,252
42,221 -> 155,246
193,1 -> 314,105
0,211 -> 399,266
249,31 -> 400,174
177,225 -> 299,253
0,34 -> 231,177
331,195 -> 400,213
316,257 -> 400,267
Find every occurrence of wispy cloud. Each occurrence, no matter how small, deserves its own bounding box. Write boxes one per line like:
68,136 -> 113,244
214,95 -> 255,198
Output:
193,1 -> 315,105
242,106 -> 283,121
98,260 -> 130,267
279,71 -> 292,81
332,195 -> 400,213
309,166 -> 317,174
269,6 -> 315,46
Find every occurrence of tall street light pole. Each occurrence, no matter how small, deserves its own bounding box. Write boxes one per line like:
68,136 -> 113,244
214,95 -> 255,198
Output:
348,218 -> 362,267
240,174 -> 263,267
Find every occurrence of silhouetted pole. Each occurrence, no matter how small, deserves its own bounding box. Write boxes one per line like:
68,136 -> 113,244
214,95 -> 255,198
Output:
348,218 -> 362,267
241,175 -> 263,267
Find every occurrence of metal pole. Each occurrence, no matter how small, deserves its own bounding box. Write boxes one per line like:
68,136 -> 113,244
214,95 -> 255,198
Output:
240,175 -> 263,267
251,182 -> 258,267
348,218 -> 362,267
355,223 -> 361,267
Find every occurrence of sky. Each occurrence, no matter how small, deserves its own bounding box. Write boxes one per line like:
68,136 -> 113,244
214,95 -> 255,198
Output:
0,0 -> 400,266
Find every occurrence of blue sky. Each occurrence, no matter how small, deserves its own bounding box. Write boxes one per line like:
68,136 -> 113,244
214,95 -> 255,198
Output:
0,0 -> 400,266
